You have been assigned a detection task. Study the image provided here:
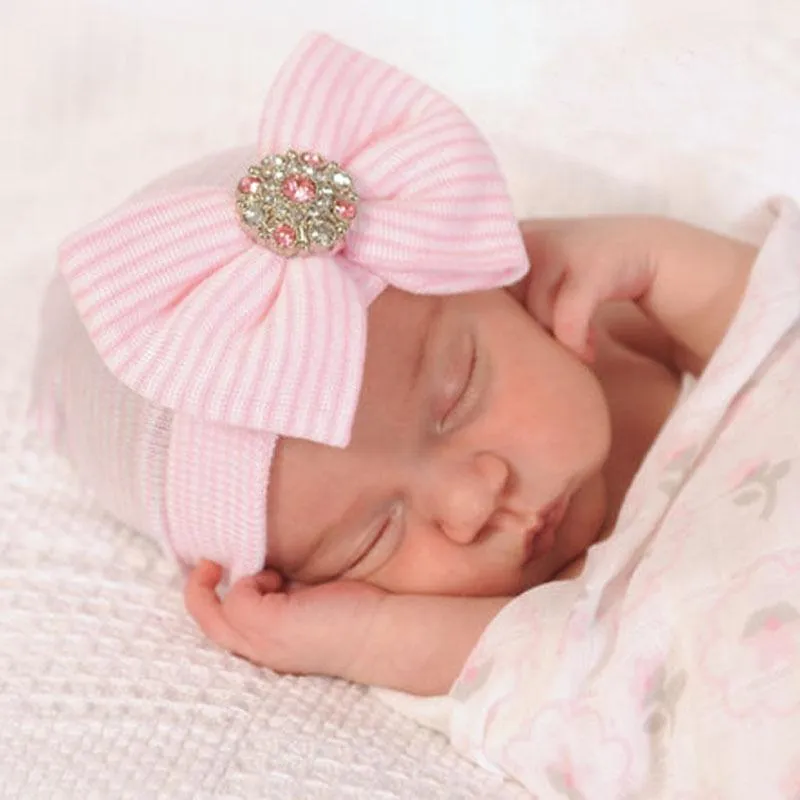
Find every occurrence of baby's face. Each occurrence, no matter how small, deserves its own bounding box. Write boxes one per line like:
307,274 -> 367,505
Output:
266,285 -> 611,596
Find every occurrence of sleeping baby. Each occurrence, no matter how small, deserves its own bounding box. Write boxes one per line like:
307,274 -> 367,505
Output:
32,32 -> 797,748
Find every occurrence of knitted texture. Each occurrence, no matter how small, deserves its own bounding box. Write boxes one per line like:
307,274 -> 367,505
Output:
39,33 -> 527,580
1,268 -> 529,799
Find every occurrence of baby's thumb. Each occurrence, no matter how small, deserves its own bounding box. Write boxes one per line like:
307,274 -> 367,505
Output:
551,273 -> 598,361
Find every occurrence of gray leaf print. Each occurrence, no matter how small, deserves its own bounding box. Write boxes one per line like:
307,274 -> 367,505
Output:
642,665 -> 687,737
669,447 -> 699,469
664,671 -> 687,708
658,446 -> 700,499
747,462 -> 769,481
731,458 -> 792,520
658,478 -> 681,499
733,489 -> 762,506
742,603 -> 800,638
770,459 -> 792,481
644,712 -> 668,736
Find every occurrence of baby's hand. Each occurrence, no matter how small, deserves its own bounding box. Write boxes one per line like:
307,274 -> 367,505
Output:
185,561 -> 510,695
520,214 -> 756,373
185,560 -> 386,681
520,216 -> 662,361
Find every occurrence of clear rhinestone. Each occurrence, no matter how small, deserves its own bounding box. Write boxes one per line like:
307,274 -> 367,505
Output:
242,205 -> 264,226
309,221 -> 337,249
301,151 -> 326,168
331,171 -> 352,189
261,155 -> 282,170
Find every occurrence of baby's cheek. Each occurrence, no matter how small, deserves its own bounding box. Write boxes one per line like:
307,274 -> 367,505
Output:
562,476 -> 608,554
367,536 -> 517,597
570,379 -> 613,468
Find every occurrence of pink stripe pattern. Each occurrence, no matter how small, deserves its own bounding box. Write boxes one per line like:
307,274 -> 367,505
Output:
50,33 -> 528,578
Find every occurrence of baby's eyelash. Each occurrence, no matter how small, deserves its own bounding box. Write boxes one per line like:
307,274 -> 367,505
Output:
437,337 -> 478,432
348,502 -> 404,574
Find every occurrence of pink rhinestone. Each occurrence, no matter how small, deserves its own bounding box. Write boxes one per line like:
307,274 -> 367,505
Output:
238,175 -> 262,194
334,198 -> 357,221
281,175 -> 316,204
272,224 -> 297,250
301,151 -> 326,168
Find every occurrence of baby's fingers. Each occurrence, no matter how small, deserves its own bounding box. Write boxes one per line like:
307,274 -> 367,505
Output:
551,272 -> 600,362
527,266 -> 565,332
223,569 -> 284,622
184,560 -> 252,657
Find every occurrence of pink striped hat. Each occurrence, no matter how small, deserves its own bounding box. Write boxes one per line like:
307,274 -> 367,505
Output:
32,34 -> 528,580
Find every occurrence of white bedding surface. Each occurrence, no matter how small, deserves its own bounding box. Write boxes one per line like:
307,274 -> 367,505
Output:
2,0 -> 799,796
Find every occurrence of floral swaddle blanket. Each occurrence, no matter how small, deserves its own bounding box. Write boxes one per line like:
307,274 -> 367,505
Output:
378,197 -> 800,798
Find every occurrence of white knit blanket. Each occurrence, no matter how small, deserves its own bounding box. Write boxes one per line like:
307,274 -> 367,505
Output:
2,0 -> 800,796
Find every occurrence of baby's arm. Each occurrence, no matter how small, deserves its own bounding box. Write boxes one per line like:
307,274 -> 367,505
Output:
520,216 -> 758,374
638,219 -> 756,374
347,593 -> 509,695
185,561 -> 508,695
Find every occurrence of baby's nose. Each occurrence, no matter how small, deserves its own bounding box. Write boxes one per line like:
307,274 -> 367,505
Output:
430,452 -> 510,545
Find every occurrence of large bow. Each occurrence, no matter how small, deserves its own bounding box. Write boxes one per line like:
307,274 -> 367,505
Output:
59,34 -> 528,447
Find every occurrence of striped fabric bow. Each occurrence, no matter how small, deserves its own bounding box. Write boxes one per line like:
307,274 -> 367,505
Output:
58,33 -> 528,448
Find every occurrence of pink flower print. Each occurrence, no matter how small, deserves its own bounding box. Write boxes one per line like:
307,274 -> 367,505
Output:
631,657 -> 666,710
631,658 -> 687,734
451,658 -> 494,703
657,445 -> 700,500
729,457 -> 768,488
741,603 -> 800,671
699,555 -> 800,717
503,703 -> 634,798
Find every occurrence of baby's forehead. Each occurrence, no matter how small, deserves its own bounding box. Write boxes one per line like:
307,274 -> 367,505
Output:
361,289 -> 443,389
365,287 -> 443,340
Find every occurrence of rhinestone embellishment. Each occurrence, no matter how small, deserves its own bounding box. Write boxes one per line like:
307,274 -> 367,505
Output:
235,149 -> 358,257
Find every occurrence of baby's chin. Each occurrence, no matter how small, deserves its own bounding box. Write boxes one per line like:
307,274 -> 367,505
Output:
521,473 -> 608,590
